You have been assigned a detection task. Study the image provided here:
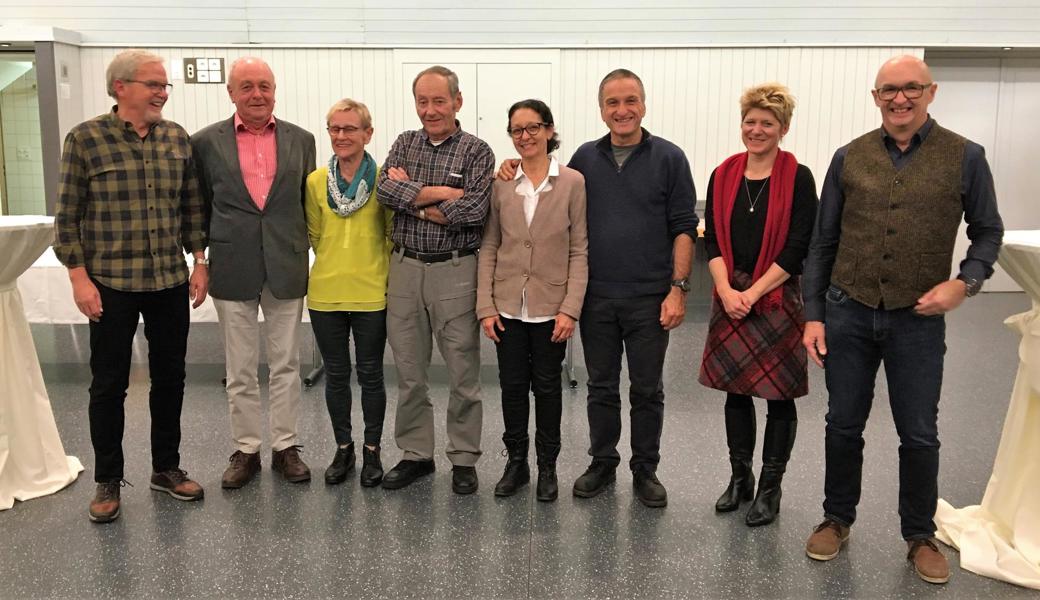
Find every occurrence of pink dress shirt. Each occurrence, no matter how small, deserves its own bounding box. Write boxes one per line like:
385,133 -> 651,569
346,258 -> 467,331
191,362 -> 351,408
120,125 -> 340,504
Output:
234,113 -> 277,211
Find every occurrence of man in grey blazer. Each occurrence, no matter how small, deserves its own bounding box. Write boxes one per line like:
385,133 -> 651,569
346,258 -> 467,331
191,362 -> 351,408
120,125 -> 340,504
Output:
192,57 -> 316,488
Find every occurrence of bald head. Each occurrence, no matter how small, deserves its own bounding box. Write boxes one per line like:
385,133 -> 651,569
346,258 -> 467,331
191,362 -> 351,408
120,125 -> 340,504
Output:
872,54 -> 937,141
875,55 -> 933,89
228,57 -> 275,88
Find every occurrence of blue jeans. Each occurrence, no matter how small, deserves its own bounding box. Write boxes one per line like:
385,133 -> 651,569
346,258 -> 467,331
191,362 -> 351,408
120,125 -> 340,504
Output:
309,309 -> 387,447
821,285 -> 946,540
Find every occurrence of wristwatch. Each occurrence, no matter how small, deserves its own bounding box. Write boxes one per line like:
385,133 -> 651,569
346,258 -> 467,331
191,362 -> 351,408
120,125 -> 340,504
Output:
670,278 -> 691,293
194,257 -> 210,266
957,273 -> 981,297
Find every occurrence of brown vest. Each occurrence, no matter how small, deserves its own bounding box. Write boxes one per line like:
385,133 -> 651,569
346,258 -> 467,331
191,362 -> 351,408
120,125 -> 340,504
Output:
832,123 -> 965,309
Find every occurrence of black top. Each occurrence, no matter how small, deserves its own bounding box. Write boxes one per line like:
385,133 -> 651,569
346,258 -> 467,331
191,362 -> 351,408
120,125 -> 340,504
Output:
703,163 -> 818,275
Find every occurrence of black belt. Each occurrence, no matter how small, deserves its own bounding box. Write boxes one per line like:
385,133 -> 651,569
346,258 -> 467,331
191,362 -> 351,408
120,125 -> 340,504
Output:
395,246 -> 477,264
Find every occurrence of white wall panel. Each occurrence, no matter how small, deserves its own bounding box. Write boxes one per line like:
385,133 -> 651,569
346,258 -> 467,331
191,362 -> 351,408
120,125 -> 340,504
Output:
76,47 -> 396,165
557,46 -> 922,199
2,1 -> 1038,46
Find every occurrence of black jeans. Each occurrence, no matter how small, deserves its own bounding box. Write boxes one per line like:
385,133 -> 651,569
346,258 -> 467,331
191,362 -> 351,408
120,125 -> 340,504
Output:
822,286 -> 945,540
88,280 -> 189,483
494,317 -> 566,450
579,293 -> 670,471
309,309 -> 387,447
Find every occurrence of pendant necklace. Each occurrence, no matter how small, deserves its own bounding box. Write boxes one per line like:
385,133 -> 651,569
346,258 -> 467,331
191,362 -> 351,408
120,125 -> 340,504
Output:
743,176 -> 768,213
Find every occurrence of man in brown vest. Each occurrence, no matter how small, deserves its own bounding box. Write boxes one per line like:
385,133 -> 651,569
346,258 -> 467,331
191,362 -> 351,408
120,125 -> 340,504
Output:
800,55 -> 1003,584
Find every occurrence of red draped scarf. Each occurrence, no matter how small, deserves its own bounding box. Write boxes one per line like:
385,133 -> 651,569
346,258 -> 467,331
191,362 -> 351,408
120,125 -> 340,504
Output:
712,150 -> 798,312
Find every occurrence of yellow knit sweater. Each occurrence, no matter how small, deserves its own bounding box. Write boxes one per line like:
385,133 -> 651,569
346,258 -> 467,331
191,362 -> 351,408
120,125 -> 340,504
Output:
305,166 -> 393,312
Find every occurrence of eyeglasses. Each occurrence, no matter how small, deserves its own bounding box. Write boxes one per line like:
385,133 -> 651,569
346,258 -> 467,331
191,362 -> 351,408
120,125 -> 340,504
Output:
125,79 -> 173,93
874,82 -> 932,101
507,123 -> 549,138
327,125 -> 363,136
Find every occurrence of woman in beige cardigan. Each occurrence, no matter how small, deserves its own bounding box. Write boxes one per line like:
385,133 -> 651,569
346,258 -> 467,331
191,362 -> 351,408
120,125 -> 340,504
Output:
477,99 -> 588,502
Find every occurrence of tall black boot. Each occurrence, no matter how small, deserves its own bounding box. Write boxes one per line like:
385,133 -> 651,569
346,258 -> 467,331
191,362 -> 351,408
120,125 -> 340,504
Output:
715,404 -> 756,512
494,436 -> 530,497
746,417 -> 797,527
535,440 -> 560,502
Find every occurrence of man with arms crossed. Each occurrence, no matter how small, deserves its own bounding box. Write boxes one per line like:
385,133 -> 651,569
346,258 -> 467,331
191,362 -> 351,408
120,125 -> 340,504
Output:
192,57 -> 316,488
802,55 -> 1003,584
377,65 -> 494,494
55,49 -> 208,522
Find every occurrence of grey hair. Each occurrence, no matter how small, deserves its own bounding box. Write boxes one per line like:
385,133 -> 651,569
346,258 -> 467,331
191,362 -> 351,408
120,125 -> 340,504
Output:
106,49 -> 164,99
227,56 -> 275,88
412,65 -> 460,98
598,68 -> 645,106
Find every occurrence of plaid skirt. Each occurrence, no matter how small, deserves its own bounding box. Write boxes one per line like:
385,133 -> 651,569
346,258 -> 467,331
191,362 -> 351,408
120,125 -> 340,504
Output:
698,271 -> 808,400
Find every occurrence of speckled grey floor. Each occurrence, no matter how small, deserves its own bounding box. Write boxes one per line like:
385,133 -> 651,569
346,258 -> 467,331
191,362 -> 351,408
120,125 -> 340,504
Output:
1,291 -> 1035,599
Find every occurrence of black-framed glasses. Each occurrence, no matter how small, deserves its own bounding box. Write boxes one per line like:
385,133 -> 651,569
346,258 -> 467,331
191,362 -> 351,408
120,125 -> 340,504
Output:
507,123 -> 549,138
327,125 -> 362,136
125,79 -> 173,93
874,82 -> 932,101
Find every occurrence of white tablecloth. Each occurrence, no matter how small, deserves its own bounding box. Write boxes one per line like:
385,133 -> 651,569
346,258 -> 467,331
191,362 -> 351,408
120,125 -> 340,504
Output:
935,230 -> 1040,589
0,216 -> 83,510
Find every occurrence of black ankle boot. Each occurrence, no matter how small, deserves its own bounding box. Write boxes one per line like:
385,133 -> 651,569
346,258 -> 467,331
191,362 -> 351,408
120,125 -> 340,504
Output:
535,440 -> 560,502
325,443 -> 355,485
494,437 -> 530,497
746,418 -> 797,527
360,445 -> 383,487
716,404 -> 756,512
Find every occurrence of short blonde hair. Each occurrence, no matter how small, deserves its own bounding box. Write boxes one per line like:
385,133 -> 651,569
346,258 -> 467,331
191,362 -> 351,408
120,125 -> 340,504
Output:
740,82 -> 796,129
106,49 -> 164,99
326,98 -> 372,130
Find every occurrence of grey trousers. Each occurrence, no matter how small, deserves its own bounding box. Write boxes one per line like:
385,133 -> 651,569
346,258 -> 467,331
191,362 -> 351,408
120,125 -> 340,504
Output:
386,250 -> 482,466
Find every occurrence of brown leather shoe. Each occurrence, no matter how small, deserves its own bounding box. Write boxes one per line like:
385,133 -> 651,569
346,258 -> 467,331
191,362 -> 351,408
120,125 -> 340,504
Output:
907,538 -> 950,584
272,445 -> 311,483
805,519 -> 851,561
88,482 -> 122,523
222,450 -> 261,489
150,469 -> 204,501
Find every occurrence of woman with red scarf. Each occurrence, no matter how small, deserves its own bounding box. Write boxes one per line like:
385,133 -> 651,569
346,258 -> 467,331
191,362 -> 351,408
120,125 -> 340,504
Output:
699,83 -> 818,527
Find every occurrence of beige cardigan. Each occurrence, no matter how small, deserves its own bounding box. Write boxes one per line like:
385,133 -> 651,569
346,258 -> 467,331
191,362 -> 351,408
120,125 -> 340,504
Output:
476,164 -> 588,321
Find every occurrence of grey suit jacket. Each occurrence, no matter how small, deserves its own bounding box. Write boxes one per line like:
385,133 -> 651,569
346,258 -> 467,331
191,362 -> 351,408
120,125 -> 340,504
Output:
192,116 -> 316,301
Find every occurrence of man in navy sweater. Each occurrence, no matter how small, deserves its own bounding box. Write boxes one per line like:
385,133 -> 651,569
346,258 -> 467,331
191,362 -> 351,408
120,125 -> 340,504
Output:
501,69 -> 698,506
568,69 -> 698,507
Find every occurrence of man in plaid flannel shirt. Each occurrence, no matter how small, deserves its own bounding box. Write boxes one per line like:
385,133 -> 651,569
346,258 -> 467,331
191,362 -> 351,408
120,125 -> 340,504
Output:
377,65 -> 494,495
54,49 -> 208,523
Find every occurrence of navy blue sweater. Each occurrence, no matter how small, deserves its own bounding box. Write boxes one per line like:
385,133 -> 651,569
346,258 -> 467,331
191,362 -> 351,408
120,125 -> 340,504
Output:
568,129 -> 699,298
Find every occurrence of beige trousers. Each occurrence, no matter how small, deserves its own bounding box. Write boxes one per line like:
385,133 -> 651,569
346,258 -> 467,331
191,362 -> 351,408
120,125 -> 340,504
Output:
386,251 -> 482,466
213,285 -> 304,453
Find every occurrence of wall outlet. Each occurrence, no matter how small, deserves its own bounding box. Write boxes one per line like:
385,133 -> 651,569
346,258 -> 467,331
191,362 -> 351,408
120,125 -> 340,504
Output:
17,147 -> 32,160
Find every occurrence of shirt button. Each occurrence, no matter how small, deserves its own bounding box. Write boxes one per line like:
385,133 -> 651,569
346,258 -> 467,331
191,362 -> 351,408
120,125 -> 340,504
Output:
149,206 -> 155,211
524,241 -> 531,248
522,271 -> 529,278
894,179 -> 901,185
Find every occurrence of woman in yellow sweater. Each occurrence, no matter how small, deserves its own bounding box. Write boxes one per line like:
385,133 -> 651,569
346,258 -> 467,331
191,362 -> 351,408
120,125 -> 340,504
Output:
305,98 -> 393,487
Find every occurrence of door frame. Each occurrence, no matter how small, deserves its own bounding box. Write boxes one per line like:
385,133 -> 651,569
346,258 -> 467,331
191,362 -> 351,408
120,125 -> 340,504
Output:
390,49 -> 561,137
